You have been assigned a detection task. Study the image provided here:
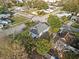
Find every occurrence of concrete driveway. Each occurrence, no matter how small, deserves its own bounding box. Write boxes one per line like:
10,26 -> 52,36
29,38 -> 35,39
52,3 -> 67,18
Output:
0,24 -> 26,38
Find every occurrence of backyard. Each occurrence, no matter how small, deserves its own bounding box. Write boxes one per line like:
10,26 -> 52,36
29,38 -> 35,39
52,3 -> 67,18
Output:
11,15 -> 27,25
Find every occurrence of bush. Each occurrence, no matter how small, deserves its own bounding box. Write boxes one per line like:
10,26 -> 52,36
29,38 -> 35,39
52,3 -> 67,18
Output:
7,3 -> 13,8
37,11 -> 46,15
0,6 -> 4,14
26,0 -> 48,10
35,39 -> 51,55
16,3 -> 24,7
72,23 -> 79,28
48,14 -> 62,33
36,1 -> 48,10
61,16 -> 69,23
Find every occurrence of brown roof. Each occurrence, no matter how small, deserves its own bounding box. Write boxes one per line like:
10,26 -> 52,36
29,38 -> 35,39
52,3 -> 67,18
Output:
63,32 -> 75,44
31,51 -> 45,59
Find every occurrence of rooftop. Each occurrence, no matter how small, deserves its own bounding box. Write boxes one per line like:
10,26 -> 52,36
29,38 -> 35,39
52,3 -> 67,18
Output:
30,22 -> 49,35
0,14 -> 10,18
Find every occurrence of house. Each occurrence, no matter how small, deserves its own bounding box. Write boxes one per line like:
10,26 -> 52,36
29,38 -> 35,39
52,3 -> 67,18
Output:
0,14 -> 11,28
70,16 -> 77,21
0,14 -> 11,24
0,18 -> 11,25
0,14 -> 10,19
14,7 -> 25,12
55,32 -> 79,54
56,12 -> 71,18
16,0 -> 23,3
45,54 -> 59,59
43,0 -> 61,3
16,0 -> 31,3
30,22 -> 50,38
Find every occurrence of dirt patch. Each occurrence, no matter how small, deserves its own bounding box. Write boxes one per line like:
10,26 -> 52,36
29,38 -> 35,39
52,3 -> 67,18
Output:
0,37 -> 29,59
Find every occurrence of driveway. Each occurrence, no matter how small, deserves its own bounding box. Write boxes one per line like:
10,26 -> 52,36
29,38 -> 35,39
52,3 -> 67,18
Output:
0,24 -> 26,38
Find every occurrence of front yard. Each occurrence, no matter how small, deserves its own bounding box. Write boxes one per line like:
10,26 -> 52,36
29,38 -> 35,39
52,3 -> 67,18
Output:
11,15 -> 27,25
72,23 -> 79,28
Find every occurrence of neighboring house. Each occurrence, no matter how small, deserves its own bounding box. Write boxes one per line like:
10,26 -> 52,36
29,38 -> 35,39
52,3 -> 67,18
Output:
14,7 -> 25,12
16,0 -> 23,3
56,32 -> 79,54
0,14 -> 11,28
16,0 -> 30,3
56,12 -> 71,18
70,16 -> 79,23
0,18 -> 11,25
30,22 -> 50,38
0,14 -> 11,24
0,14 -> 10,19
43,0 -> 61,3
70,16 -> 77,21
45,54 -> 59,59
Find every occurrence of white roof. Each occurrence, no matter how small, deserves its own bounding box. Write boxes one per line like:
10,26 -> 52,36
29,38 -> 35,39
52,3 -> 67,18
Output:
0,14 -> 10,18
51,56 -> 55,59
16,0 -> 23,3
56,12 -> 71,18
43,0 -> 61,2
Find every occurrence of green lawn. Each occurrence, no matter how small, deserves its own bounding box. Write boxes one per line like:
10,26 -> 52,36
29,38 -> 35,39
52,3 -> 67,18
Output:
72,23 -> 79,28
11,15 -> 27,25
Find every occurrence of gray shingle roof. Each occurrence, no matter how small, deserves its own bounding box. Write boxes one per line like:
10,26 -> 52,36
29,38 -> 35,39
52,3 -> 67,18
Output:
0,14 -> 10,18
30,22 -> 49,35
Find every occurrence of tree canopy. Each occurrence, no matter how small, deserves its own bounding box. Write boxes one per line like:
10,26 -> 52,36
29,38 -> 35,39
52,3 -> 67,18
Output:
61,16 -> 69,24
48,14 -> 62,33
35,39 -> 51,55
63,0 -> 79,14
26,0 -> 48,10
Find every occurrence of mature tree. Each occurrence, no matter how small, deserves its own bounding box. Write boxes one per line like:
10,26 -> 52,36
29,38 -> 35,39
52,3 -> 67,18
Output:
26,0 -> 48,10
61,16 -> 69,24
63,0 -> 79,15
48,14 -> 62,33
35,39 -> 51,55
0,6 -> 4,13
35,0 -> 48,10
